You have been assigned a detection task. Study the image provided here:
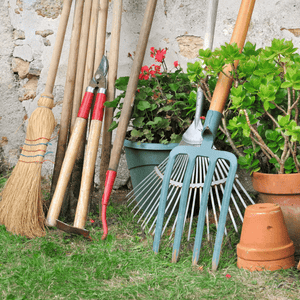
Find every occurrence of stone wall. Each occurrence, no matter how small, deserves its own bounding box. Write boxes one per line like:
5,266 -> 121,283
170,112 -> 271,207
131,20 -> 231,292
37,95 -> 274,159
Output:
0,0 -> 300,190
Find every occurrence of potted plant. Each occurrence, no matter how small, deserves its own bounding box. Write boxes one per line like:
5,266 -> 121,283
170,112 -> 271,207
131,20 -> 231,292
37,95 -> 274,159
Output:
105,47 -> 196,189
187,38 -> 300,252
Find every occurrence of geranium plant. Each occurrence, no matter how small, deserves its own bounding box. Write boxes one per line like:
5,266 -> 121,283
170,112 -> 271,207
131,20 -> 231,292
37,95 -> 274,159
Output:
105,47 -> 196,144
187,38 -> 300,174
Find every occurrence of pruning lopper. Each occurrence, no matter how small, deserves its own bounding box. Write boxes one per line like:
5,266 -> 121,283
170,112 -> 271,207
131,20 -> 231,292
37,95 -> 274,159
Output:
46,56 -> 109,238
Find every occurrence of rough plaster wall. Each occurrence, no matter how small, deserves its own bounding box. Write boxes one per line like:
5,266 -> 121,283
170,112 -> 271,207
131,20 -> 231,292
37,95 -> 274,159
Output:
0,0 -> 300,190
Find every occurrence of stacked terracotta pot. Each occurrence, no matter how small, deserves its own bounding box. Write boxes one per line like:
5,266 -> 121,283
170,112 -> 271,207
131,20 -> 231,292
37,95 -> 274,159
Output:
237,203 -> 295,271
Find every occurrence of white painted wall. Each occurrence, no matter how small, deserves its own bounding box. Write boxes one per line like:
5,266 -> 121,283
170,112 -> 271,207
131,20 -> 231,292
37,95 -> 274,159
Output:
0,0 -> 300,188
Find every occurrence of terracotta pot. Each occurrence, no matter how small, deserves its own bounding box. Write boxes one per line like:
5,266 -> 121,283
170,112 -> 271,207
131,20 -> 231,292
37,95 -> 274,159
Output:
237,203 -> 295,271
252,172 -> 300,254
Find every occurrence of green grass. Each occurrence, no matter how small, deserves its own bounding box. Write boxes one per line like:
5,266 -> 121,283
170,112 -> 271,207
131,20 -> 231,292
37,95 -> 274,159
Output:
0,199 -> 300,300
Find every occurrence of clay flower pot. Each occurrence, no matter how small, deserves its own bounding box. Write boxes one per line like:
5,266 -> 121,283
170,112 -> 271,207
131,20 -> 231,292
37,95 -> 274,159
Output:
252,172 -> 300,254
237,203 -> 295,271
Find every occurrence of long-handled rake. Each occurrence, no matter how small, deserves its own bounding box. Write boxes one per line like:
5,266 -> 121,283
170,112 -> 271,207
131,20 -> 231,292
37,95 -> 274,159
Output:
153,0 -> 256,271
127,96 -> 255,241
127,0 -> 254,241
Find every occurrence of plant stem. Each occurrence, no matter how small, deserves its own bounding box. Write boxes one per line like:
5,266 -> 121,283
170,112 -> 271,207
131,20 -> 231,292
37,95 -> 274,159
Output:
243,109 -> 282,168
221,117 -> 244,157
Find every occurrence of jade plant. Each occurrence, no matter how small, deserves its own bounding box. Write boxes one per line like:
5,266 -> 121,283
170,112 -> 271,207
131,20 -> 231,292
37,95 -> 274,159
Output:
187,38 -> 300,174
105,47 -> 196,144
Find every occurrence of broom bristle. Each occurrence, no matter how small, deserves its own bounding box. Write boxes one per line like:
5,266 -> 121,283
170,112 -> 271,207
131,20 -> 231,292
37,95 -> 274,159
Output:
0,95 -> 55,238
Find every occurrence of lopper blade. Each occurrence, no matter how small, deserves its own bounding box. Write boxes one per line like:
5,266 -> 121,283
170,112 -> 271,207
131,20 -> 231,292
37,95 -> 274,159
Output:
89,55 -> 108,89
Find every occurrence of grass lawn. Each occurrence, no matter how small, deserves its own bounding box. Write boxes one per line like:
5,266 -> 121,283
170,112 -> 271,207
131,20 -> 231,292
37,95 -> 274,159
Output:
0,185 -> 300,299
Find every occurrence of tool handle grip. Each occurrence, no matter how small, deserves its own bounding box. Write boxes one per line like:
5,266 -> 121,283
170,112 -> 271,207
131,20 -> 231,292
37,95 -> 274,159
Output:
77,90 -> 94,119
101,170 -> 117,240
92,90 -> 106,121
209,0 -> 255,113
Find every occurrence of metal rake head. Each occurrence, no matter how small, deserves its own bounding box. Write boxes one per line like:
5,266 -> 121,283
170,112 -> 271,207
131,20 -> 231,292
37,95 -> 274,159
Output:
153,121 -> 238,270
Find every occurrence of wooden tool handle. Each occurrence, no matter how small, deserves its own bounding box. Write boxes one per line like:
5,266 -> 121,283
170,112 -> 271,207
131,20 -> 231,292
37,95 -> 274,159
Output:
209,0 -> 256,113
99,0 -> 122,189
51,0 -> 85,196
94,0 -> 109,69
46,118 -> 88,227
108,0 -> 157,172
74,91 -> 106,229
46,91 -> 94,227
70,0 -> 93,130
44,0 -> 73,97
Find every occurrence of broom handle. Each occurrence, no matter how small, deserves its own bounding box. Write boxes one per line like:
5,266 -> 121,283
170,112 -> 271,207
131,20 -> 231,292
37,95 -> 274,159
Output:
43,0 -> 73,97
99,0 -> 122,189
108,0 -> 157,172
209,0 -> 256,113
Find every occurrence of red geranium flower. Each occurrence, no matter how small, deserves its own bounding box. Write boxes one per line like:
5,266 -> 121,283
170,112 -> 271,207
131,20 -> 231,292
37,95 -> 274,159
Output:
90,219 -> 95,223
226,274 -> 232,278
174,61 -> 179,68
139,65 -> 150,80
150,47 -> 156,58
155,49 -> 167,63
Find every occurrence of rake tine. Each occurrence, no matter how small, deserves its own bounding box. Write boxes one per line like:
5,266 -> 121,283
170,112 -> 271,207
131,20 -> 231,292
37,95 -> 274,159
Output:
192,153 -> 217,265
211,160 -> 235,233
132,176 -> 161,217
153,151 -> 180,253
216,161 -> 244,222
154,155 -> 188,237
172,153 -> 199,263
129,173 -> 159,209
149,155 -> 186,235
211,154 -> 237,270
170,161 -> 196,240
161,187 -> 181,236
169,155 -> 195,238
188,157 -> 201,241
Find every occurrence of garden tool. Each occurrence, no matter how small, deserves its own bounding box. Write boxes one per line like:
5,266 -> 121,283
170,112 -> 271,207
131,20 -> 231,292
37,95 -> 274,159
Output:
0,0 -> 74,239
94,0 -> 109,68
67,0 -> 94,212
101,0 -> 157,240
46,56 -> 108,228
128,0 -> 253,241
51,0 -> 84,197
99,0 -> 123,211
153,0 -> 256,271
56,56 -> 108,239
127,0 -> 253,240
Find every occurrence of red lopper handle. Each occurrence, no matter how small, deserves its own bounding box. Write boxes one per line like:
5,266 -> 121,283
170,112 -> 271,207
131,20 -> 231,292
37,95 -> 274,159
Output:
77,90 -> 94,119
92,91 -> 106,121
101,169 -> 117,240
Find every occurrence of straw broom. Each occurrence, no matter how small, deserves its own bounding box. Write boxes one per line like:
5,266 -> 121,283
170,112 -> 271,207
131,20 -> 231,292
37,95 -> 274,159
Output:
0,0 -> 73,238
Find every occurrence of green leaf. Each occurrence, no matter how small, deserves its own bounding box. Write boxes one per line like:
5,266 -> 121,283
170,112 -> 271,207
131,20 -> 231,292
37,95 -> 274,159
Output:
131,129 -> 143,138
108,120 -> 118,131
132,117 -> 145,127
137,100 -> 151,111
168,83 -> 179,92
278,114 -> 290,127
269,157 -> 278,164
265,129 -> 278,141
